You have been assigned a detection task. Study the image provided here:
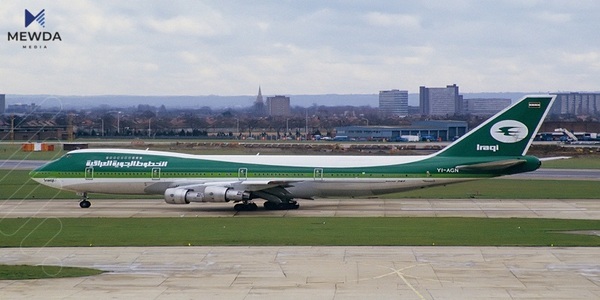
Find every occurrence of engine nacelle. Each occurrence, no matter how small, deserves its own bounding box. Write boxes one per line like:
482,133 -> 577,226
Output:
164,186 -> 250,204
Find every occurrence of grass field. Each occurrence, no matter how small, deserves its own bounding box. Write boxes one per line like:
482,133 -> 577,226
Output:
0,144 -> 66,161
1,217 -> 598,247
541,157 -> 600,169
0,264 -> 103,280
383,178 -> 600,199
2,153 -> 599,280
1,142 -> 599,169
2,169 -> 598,200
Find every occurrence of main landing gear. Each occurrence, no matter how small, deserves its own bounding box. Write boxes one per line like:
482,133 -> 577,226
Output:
78,192 -> 91,208
234,202 -> 258,211
233,200 -> 300,211
263,200 -> 300,210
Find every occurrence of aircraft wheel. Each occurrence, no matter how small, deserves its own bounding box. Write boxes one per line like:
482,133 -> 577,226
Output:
79,200 -> 91,208
263,201 -> 277,210
280,201 -> 299,210
234,203 -> 258,211
264,201 -> 299,210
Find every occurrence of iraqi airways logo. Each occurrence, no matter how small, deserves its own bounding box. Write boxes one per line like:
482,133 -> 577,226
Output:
490,120 -> 529,143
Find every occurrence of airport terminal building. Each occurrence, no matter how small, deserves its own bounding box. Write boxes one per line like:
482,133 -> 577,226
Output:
335,120 -> 468,141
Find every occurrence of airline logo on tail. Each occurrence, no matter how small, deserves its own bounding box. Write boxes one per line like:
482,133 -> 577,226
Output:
490,120 -> 528,143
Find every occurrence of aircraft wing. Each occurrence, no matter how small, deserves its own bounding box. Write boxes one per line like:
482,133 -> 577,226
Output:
175,180 -> 299,192
230,180 -> 298,191
455,159 -> 526,171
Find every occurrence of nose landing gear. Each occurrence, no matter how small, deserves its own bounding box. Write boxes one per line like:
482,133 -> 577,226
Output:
78,192 -> 91,208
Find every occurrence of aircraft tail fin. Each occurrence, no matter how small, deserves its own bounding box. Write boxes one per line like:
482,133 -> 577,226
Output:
435,95 -> 556,158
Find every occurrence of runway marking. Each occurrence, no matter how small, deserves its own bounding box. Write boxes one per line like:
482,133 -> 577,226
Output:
356,263 -> 443,300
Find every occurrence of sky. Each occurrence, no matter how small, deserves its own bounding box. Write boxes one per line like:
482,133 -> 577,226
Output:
1,1 -> 600,96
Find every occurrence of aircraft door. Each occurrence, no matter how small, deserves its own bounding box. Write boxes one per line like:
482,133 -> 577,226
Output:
313,168 -> 323,181
238,168 -> 248,180
151,168 -> 161,180
85,167 -> 93,180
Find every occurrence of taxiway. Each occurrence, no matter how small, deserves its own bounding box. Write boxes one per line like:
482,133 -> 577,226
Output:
1,198 -> 599,299
2,198 -> 600,219
1,246 -> 599,299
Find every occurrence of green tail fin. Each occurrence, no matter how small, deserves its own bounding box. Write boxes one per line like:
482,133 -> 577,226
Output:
435,95 -> 556,157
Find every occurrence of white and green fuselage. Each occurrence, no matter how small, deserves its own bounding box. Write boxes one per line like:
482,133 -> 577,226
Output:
30,150 -> 541,197
30,95 -> 556,209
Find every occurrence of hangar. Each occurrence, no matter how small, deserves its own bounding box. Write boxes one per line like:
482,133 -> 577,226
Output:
335,120 -> 468,141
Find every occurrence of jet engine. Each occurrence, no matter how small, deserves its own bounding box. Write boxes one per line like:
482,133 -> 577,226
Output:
164,186 -> 250,204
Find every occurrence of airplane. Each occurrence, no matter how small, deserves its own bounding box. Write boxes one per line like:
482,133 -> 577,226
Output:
30,95 -> 556,211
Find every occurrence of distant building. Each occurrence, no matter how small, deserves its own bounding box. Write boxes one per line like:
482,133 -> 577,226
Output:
266,95 -> 290,116
379,90 -> 408,117
551,92 -> 600,116
335,120 -> 468,141
419,84 -> 463,116
462,98 -> 511,116
0,94 -> 4,114
6,103 -> 37,114
0,125 -> 69,141
252,86 -> 265,115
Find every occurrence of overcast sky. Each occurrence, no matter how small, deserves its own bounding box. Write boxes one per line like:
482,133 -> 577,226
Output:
2,1 -> 599,96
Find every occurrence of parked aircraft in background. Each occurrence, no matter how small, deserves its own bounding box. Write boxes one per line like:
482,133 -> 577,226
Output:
31,95 -> 556,211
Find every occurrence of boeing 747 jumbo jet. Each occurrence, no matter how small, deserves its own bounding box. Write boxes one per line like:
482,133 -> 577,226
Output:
31,95 -> 555,211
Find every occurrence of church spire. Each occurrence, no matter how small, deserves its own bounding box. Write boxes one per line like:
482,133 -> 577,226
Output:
255,86 -> 264,104
253,86 -> 266,116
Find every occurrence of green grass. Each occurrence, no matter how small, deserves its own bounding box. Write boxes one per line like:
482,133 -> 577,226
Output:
0,217 -> 598,247
0,264 -> 103,280
540,156 -> 600,169
0,170 -> 160,200
383,178 -> 600,199
0,144 -> 66,161
1,141 -> 599,169
2,169 -> 599,200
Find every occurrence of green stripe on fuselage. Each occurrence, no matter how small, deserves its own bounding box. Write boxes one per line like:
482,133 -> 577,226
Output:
30,151 -> 540,180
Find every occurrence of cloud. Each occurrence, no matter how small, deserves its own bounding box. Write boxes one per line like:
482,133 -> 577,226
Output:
534,11 -> 572,23
2,1 -> 600,95
363,12 -> 421,28
145,14 -> 229,37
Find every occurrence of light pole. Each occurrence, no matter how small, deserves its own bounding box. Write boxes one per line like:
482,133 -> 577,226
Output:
305,108 -> 309,136
10,115 -> 14,143
286,118 -> 290,137
100,118 -> 104,137
116,111 -> 122,135
148,118 -> 152,137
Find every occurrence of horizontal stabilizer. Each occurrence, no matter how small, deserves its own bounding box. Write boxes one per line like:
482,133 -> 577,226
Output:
456,159 -> 526,171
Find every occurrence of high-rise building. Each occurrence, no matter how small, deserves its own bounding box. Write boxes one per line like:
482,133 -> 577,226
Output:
551,92 -> 600,116
0,94 -> 5,114
462,98 -> 511,116
378,90 -> 408,117
266,95 -> 290,116
419,84 -> 463,116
